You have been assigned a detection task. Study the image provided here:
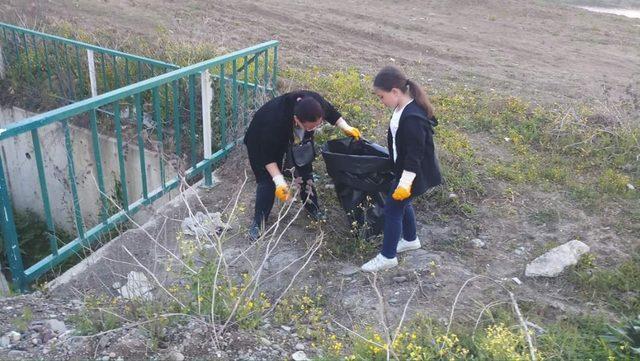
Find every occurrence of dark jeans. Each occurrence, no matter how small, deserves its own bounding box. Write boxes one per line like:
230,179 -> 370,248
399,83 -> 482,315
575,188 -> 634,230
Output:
380,190 -> 417,259
253,161 -> 319,228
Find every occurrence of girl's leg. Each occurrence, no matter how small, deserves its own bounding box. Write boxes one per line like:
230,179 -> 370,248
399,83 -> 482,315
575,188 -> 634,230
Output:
381,194 -> 410,259
402,202 -> 417,242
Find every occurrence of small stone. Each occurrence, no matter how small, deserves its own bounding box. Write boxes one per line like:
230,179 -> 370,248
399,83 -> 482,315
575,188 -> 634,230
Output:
8,331 -> 21,343
167,350 -> 185,361
627,183 -> 635,190
0,336 -> 10,348
292,351 -> 309,361
44,319 -> 67,334
471,238 -> 486,248
337,265 -> 359,276
97,335 -> 110,349
8,350 -> 29,359
512,277 -> 523,285
281,325 -> 292,332
260,337 -> 272,346
393,276 -> 407,283
32,337 -> 39,345
389,298 -> 398,304
295,342 -> 305,351
514,246 -> 526,256
109,352 -> 117,358
448,193 -> 458,199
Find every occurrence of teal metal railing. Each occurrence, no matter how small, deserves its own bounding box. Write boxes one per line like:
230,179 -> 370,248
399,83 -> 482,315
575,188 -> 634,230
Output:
0,22 -> 180,110
0,27 -> 278,290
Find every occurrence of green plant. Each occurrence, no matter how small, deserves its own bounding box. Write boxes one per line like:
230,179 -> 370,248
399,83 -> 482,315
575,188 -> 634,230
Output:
536,315 -> 614,360
571,250 -> 640,315
476,323 -> 532,360
69,295 -> 123,335
187,265 -> 271,329
12,306 -> 33,332
0,210 -> 73,273
529,208 -> 560,226
602,316 -> 640,358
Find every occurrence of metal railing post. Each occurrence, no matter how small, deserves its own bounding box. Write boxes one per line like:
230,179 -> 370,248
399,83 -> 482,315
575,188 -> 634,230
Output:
0,155 -> 26,291
200,69 -> 214,188
0,42 -> 5,79
87,49 -> 98,97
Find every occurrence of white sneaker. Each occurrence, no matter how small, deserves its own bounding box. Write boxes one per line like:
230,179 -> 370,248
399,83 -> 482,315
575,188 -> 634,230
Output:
397,238 -> 421,253
361,254 -> 398,272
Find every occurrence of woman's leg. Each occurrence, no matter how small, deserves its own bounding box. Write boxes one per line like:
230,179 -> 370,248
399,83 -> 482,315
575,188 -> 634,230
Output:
380,194 -> 410,259
253,180 -> 275,228
402,202 -> 417,242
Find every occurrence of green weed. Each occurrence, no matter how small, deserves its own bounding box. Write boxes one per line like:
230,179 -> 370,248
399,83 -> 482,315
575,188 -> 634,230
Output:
571,250 -> 640,315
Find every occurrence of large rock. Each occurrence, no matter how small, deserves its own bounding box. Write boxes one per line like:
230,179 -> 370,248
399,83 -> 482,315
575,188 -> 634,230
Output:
525,240 -> 590,277
118,271 -> 154,300
181,212 -> 230,237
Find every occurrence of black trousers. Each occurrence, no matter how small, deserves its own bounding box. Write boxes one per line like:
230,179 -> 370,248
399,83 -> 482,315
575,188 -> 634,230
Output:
250,155 -> 319,229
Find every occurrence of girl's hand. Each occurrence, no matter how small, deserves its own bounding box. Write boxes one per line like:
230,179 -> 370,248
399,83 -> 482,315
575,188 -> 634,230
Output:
392,186 -> 411,201
393,170 -> 416,200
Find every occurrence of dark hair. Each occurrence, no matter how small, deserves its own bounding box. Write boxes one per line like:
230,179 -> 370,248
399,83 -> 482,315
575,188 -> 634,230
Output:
373,66 -> 434,118
294,97 -> 324,123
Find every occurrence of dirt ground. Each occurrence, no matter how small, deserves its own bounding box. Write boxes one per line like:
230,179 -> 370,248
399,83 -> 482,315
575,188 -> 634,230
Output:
2,0 -> 640,105
0,0 -> 639,359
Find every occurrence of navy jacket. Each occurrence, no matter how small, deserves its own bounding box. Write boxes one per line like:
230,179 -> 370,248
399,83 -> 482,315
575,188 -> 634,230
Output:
387,101 -> 442,197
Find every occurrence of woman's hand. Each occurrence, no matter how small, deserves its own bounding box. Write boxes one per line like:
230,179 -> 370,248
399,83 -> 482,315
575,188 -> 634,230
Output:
272,174 -> 290,201
336,118 -> 362,140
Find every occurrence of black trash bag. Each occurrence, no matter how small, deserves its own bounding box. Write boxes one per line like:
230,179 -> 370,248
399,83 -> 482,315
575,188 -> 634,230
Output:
321,138 -> 395,239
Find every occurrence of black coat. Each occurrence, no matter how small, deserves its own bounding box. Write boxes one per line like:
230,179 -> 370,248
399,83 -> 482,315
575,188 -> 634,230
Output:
387,101 -> 442,197
244,91 -> 341,181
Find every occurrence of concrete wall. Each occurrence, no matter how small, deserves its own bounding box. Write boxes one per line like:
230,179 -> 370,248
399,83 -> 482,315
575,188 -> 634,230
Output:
0,106 -> 176,234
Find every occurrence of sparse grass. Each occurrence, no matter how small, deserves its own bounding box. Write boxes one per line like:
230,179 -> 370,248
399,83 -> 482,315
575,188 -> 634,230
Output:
570,250 -> 640,316
529,208 -> 561,226
12,306 -> 33,332
432,87 -> 639,210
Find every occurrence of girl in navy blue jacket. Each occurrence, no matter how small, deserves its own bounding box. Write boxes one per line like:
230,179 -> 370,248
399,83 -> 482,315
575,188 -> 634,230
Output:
362,66 -> 442,272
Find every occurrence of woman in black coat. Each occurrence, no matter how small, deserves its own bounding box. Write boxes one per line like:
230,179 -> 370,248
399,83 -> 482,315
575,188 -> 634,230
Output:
361,66 -> 442,272
244,90 -> 361,240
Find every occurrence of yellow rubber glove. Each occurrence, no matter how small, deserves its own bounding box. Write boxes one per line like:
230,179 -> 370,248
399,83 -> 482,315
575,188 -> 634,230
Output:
336,118 -> 362,140
392,171 -> 416,201
342,126 -> 361,140
273,175 -> 290,202
275,184 -> 290,202
392,186 -> 411,201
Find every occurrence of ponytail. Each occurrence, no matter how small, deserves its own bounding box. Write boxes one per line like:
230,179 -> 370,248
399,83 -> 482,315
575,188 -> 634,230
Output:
374,65 -> 435,118
406,79 -> 434,119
